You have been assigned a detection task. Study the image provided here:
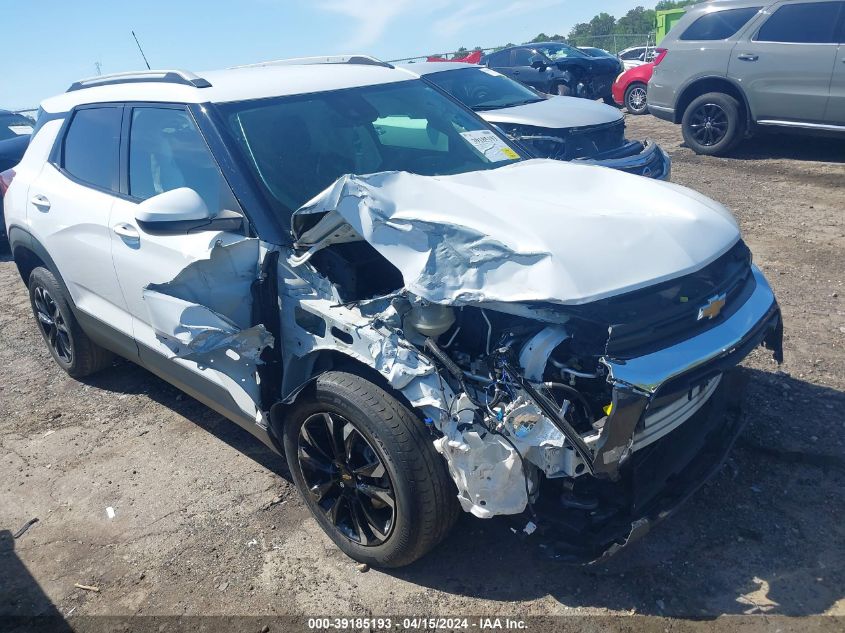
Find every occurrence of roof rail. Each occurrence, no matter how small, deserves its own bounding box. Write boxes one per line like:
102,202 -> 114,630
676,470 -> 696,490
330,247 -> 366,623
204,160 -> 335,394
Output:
231,55 -> 394,70
66,70 -> 212,93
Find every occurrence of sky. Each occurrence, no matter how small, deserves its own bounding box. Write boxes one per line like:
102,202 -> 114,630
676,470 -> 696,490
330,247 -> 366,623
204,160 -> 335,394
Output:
2,0 -> 650,110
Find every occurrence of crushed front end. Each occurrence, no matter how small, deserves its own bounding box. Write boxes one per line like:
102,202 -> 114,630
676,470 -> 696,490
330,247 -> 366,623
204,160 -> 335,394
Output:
503,120 -> 671,180
284,164 -> 782,563
407,255 -> 782,562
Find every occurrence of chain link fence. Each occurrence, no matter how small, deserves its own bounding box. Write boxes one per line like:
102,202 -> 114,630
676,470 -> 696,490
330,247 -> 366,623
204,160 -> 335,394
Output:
561,33 -> 656,55
388,34 -> 657,64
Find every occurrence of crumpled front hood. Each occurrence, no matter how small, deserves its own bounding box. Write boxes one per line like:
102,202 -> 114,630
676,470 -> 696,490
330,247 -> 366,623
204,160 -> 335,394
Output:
293,159 -> 740,307
480,95 -> 622,130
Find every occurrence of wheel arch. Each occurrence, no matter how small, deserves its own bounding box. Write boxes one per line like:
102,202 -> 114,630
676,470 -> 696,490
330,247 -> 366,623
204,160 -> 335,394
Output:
9,227 -> 71,297
675,76 -> 751,127
270,350 -> 424,440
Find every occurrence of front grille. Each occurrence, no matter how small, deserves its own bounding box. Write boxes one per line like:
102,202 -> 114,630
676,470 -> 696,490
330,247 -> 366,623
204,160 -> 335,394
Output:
562,240 -> 755,360
511,119 -> 625,160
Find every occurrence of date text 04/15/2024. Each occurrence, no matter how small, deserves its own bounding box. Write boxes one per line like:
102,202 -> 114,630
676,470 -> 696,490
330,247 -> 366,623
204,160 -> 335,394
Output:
307,617 -> 528,630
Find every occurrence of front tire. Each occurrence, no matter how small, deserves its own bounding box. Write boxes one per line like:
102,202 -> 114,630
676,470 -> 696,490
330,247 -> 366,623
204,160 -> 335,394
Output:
283,371 -> 459,568
28,267 -> 114,378
624,82 -> 649,115
682,92 -> 745,156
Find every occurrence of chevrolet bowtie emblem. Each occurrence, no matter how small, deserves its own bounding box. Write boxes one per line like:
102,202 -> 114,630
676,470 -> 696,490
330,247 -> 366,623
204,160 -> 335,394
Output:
698,293 -> 727,321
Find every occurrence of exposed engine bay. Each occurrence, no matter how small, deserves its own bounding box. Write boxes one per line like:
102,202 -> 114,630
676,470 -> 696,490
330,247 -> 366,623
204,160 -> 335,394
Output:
272,165 -> 783,558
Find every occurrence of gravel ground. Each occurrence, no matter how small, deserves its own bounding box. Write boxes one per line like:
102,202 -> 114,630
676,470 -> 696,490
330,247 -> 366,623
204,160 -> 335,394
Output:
1,115 -> 843,622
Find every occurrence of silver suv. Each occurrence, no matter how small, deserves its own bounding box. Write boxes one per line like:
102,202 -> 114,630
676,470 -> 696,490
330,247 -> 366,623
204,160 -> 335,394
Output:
648,0 -> 845,155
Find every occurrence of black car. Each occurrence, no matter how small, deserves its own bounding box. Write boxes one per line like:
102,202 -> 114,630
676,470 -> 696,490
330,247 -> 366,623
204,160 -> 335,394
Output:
481,42 -> 622,103
0,110 -> 33,246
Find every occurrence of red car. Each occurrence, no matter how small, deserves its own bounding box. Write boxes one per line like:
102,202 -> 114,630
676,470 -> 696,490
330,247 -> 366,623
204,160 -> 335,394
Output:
613,62 -> 653,116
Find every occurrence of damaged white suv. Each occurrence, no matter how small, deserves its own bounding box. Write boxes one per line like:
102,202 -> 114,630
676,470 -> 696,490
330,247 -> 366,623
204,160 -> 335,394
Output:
3,59 -> 784,567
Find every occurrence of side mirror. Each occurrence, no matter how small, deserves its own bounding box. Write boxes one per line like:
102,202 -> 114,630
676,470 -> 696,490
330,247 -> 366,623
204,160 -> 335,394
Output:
136,187 -> 212,223
135,187 -> 242,234
530,58 -> 547,71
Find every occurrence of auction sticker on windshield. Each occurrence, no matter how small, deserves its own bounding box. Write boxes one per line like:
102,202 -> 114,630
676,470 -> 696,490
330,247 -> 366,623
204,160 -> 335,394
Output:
460,130 -> 520,162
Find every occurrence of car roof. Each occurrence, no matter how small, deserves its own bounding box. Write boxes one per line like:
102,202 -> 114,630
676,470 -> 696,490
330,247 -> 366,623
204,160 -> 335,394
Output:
397,62 -> 479,76
40,63 -> 416,114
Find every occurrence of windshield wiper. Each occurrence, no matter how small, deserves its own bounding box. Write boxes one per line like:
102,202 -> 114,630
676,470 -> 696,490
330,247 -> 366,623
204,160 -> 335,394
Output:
473,98 -> 544,111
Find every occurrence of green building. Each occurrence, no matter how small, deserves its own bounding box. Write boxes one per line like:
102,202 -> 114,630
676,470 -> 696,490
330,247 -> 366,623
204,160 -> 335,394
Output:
655,7 -> 687,44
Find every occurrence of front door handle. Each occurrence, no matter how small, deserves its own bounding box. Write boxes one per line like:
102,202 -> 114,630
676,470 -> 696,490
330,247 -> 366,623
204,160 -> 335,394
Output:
737,53 -> 759,62
113,223 -> 140,240
513,70 -> 520,75
30,194 -> 51,211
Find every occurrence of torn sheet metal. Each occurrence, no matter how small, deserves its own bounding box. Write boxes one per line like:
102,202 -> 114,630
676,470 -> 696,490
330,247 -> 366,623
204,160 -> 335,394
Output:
293,159 -> 740,307
146,238 -> 260,330
142,290 -> 273,360
142,237 -> 273,360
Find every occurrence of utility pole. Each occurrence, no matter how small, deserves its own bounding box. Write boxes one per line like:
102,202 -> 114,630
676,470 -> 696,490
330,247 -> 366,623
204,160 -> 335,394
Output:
94,61 -> 102,76
131,30 -> 151,70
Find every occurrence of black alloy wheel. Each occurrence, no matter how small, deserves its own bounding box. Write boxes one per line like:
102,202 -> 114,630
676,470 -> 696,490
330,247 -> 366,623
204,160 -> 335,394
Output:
687,102 -> 729,147
282,371 -> 459,567
297,411 -> 396,546
681,92 -> 744,156
33,285 -> 72,364
27,267 -> 113,378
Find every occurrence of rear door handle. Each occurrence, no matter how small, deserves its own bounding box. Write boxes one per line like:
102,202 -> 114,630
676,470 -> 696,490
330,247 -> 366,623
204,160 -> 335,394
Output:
112,223 -> 140,240
737,53 -> 759,61
30,194 -> 51,211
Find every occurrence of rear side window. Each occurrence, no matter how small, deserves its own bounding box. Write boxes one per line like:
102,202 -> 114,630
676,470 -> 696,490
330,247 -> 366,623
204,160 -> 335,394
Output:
62,107 -> 122,190
680,7 -> 761,40
755,1 -> 842,43
512,48 -> 535,65
128,107 -> 236,214
483,50 -> 510,66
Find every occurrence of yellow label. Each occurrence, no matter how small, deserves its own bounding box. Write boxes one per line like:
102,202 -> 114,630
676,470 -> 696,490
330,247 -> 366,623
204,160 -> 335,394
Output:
501,148 -> 520,160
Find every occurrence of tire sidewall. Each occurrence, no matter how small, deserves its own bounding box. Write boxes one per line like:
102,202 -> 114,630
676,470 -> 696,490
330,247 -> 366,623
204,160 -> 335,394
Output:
682,92 -> 743,155
556,83 -> 572,97
282,379 -> 423,567
625,82 -> 648,115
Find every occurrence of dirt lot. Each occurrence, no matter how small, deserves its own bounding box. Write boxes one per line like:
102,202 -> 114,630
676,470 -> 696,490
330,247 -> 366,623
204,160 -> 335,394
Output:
1,115 -> 844,623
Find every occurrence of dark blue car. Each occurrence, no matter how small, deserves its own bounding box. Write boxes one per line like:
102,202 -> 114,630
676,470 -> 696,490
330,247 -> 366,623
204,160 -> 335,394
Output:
0,110 -> 33,246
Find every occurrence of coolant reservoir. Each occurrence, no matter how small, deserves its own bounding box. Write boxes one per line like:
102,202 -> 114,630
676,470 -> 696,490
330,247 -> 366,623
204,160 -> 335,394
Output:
405,303 -> 456,338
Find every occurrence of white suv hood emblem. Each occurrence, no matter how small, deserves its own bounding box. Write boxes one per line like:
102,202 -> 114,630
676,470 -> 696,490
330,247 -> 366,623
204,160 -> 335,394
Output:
293,159 -> 740,307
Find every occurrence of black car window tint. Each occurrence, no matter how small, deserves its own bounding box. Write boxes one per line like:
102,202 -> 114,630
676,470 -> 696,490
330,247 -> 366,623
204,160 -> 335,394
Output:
680,7 -> 761,40
512,49 -> 535,66
755,1 -> 841,43
61,107 -> 121,191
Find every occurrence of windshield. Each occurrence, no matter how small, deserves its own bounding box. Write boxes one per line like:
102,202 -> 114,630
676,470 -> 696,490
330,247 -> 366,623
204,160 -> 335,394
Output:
217,80 -> 522,214
425,67 -> 544,111
582,47 -> 613,58
534,43 -> 589,60
0,113 -> 34,141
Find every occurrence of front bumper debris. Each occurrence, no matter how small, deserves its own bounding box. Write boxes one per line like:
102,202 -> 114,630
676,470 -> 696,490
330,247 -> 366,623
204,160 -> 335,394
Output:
587,264 -> 782,480
530,368 -> 749,563
522,265 -> 783,562
575,139 -> 671,180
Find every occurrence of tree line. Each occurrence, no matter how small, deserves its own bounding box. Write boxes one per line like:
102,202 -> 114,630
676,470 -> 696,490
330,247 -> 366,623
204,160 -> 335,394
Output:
447,0 -> 697,56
